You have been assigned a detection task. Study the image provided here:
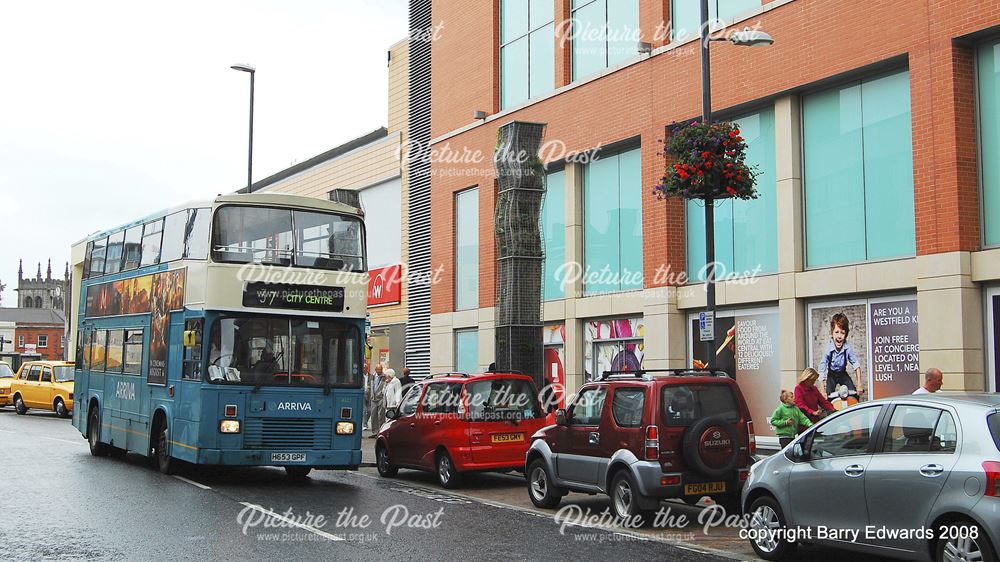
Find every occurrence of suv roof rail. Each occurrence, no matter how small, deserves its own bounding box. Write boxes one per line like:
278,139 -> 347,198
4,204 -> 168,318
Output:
430,372 -> 469,378
600,368 -> 731,380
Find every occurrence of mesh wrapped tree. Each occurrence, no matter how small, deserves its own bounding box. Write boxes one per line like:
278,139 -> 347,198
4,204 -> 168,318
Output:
493,121 -> 546,387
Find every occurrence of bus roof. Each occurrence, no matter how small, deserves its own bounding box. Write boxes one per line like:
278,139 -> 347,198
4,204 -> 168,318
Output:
72,192 -> 361,248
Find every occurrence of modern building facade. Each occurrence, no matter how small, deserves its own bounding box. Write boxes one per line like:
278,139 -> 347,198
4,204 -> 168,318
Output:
251,38 -> 414,375
426,0 -> 1000,441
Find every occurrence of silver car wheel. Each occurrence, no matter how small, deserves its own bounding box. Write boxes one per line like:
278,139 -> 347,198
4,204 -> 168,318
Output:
529,466 -> 548,501
750,505 -> 782,554
942,535 -> 985,562
613,478 -> 633,517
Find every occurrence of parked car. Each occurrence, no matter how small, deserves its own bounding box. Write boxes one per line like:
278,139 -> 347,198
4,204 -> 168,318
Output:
0,361 -> 15,407
743,392 -> 1000,562
375,372 -> 550,488
10,361 -> 75,418
525,369 -> 756,520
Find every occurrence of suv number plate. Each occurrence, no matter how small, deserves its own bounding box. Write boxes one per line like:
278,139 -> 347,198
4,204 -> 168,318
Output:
271,453 -> 306,462
684,482 -> 726,495
491,433 -> 524,444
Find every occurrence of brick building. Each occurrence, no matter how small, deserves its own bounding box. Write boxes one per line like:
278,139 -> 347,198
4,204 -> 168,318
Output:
0,308 -> 67,361
422,0 -> 1000,442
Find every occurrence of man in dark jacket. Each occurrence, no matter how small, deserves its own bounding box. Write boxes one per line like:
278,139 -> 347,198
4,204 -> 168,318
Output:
399,367 -> 416,397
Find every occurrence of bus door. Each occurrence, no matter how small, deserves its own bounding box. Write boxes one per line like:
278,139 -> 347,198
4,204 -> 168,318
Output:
168,313 -> 199,461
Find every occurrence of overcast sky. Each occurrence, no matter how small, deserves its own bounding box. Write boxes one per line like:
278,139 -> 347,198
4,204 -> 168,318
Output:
0,0 -> 408,305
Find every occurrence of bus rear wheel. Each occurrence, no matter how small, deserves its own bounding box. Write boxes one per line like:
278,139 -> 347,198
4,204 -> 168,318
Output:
153,420 -> 175,475
285,466 -> 312,478
88,409 -> 109,457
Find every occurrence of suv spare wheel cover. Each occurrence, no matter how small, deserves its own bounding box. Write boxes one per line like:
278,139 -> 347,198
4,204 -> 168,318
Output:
682,416 -> 740,478
697,424 -> 735,468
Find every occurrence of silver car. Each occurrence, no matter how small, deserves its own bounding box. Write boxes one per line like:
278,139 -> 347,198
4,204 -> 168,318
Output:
742,393 -> 999,562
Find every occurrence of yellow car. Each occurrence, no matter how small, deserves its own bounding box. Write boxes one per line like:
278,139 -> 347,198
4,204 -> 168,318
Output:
11,361 -> 75,418
0,361 -> 14,407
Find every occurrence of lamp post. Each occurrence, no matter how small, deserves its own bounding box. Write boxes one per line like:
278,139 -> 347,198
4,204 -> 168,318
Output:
699,2 -> 773,369
231,63 -> 256,191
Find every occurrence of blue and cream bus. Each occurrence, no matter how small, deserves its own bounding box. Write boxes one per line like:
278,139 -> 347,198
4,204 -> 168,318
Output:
69,193 -> 367,477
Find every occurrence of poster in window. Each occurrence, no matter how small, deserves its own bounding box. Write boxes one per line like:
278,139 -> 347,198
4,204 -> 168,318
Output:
689,310 -> 781,438
543,324 -> 566,409
808,303 -> 869,407
868,299 -> 919,399
584,318 -> 644,383
147,269 -> 187,385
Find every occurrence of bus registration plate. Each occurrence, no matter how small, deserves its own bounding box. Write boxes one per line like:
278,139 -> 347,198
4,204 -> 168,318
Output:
271,453 -> 306,462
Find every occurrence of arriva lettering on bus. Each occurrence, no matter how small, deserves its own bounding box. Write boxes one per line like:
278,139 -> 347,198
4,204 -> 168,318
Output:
116,381 -> 136,401
276,402 -> 313,411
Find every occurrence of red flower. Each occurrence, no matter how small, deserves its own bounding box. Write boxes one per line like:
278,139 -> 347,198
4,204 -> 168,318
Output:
704,161 -> 713,168
726,186 -> 737,196
701,151 -> 711,159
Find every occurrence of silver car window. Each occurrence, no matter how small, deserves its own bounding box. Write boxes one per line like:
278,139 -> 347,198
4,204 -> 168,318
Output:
882,405 -> 941,453
810,406 -> 880,458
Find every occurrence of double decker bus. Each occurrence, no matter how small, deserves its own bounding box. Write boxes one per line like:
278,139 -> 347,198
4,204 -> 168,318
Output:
69,193 -> 367,477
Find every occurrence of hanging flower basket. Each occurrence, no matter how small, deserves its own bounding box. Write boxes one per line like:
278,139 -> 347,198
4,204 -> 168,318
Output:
653,121 -> 759,201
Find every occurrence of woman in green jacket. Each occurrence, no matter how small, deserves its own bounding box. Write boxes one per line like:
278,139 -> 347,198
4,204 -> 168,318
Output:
771,389 -> 813,448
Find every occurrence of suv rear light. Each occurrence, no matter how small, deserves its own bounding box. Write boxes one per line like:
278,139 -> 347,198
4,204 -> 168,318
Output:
747,421 -> 756,456
645,425 -> 659,460
984,461 -> 1000,497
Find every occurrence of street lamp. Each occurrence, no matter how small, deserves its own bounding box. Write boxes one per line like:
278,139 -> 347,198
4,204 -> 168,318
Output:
231,63 -> 255,191
699,6 -> 773,370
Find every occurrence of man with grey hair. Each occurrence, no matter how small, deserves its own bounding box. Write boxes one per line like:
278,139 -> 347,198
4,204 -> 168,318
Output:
366,364 -> 386,436
913,367 -> 943,394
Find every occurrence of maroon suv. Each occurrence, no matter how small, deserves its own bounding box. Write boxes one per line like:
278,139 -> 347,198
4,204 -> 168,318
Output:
525,370 -> 756,520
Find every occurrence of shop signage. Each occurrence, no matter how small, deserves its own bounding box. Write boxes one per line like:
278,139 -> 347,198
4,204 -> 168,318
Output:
368,264 -> 402,307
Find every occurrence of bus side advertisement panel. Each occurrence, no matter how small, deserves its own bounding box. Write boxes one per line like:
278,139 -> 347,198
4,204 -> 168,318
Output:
148,269 -> 186,385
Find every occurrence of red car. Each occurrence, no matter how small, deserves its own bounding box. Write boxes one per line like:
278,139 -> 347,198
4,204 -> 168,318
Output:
375,372 -> 549,488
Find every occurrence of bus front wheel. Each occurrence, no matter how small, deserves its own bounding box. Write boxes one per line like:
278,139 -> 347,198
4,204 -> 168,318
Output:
152,420 -> 175,475
88,409 -> 109,457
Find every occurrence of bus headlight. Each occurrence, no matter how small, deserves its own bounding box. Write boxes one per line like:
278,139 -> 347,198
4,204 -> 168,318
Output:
219,420 -> 241,433
336,422 -> 355,435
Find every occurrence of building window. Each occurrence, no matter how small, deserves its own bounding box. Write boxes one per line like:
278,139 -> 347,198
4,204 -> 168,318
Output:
572,0 -> 639,80
455,329 -> 479,373
583,147 -> 642,294
34,296 -> 41,308
687,107 -> 777,278
803,70 -> 914,267
542,169 -> 566,300
979,40 -> 1000,247
37,335 -> 48,348
18,335 -> 24,347
671,0 -> 760,42
455,188 -> 480,310
501,0 -> 555,109
358,178 -> 402,268
24,298 -> 32,308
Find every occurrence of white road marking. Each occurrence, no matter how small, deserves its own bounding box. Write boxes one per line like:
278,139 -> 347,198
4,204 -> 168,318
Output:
173,475 -> 212,490
238,502 -> 344,541
41,435 -> 86,446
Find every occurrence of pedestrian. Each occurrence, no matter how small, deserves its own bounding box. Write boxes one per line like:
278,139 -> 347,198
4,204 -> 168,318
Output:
818,313 -> 866,402
794,367 -> 835,424
367,364 -> 386,437
384,368 -> 402,412
399,367 -> 415,397
912,367 -> 943,394
770,389 -> 812,448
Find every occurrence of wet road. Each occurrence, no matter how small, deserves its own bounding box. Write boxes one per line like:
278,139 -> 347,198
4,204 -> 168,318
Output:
0,410 -> 728,561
